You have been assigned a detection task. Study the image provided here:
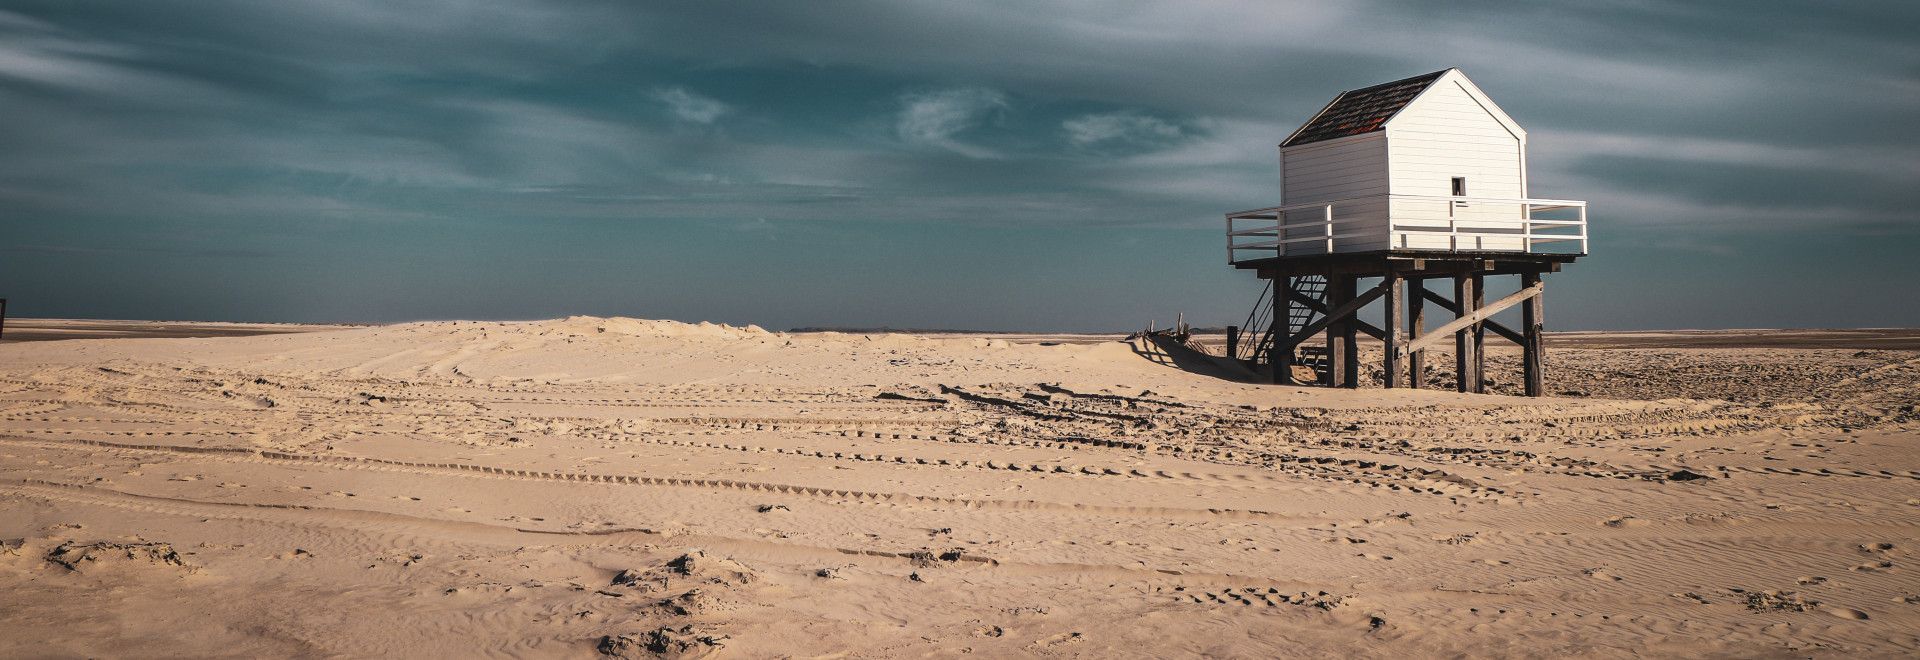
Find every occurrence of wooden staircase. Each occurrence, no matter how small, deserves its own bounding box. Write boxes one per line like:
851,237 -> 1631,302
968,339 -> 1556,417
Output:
1231,275 -> 1330,383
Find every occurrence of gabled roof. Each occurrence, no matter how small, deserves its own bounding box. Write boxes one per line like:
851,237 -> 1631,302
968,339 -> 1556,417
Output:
1280,69 -> 1450,148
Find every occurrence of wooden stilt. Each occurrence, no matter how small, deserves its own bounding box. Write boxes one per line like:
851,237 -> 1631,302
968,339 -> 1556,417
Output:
1239,252 -> 1570,400
1325,273 -> 1351,387
1270,272 -> 1295,385
1471,274 -> 1486,394
1453,274 -> 1475,393
1407,279 -> 1425,389
1383,273 -> 1403,389
1225,325 -> 1240,362
1340,276 -> 1360,388
1522,271 -> 1545,397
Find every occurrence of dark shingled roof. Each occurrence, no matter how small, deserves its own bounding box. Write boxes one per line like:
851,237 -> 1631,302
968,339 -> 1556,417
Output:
1281,69 -> 1449,148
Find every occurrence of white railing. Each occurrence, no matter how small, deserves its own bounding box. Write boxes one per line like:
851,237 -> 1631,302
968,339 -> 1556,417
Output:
1225,193 -> 1587,265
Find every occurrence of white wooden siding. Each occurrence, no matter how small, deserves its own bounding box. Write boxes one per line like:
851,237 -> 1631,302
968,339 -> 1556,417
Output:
1280,133 -> 1388,254
1386,77 -> 1527,251
1268,70 -> 1536,255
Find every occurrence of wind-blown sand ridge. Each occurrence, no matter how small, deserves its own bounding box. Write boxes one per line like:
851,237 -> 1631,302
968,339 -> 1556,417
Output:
1,317 -> 1916,657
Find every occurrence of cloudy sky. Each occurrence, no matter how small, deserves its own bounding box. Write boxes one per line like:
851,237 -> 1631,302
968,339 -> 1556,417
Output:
2,1 -> 1916,331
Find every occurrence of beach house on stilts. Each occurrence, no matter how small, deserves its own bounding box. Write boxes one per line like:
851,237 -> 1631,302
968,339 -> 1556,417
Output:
1222,68 -> 1588,396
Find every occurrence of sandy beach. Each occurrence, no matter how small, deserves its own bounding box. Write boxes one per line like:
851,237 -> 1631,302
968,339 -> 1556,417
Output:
0,317 -> 1914,657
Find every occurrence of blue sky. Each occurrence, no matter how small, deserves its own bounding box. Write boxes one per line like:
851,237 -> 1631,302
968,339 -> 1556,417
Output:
2,1 -> 1916,331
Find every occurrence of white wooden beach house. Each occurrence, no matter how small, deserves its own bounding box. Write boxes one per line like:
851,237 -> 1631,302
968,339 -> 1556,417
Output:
1227,68 -> 1587,261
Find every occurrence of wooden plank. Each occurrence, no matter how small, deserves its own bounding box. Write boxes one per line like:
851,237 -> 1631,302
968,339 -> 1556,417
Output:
1522,271 -> 1545,397
1404,281 -> 1542,356
1287,278 -> 1391,347
1384,274 -> 1403,388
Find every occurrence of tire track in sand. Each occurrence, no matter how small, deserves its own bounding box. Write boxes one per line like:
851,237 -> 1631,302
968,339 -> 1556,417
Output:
0,435 -> 1299,522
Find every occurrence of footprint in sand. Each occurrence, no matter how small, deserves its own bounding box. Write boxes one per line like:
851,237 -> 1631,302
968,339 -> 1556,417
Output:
1028,632 -> 1083,650
1825,606 -> 1870,620
1602,516 -> 1649,528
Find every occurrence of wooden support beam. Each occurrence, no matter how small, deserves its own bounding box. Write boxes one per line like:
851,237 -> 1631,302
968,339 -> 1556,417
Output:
1453,276 -> 1475,394
1325,275 -> 1352,387
1238,252 -> 1577,278
1407,279 -> 1425,389
1418,288 -> 1457,312
1418,288 -> 1526,345
1286,278 -> 1391,347
1471,274 -> 1487,394
1270,274 -> 1295,385
1522,271 -> 1546,397
1284,288 -> 1388,340
1341,276 -> 1360,388
1402,281 -> 1543,357
1383,273 -> 1403,389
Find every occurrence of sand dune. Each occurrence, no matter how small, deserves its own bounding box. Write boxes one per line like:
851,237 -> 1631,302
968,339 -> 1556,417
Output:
1,318 -> 1916,657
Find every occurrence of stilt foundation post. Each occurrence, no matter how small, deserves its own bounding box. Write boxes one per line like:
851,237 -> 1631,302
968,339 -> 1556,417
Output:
1453,274 -> 1476,393
1325,274 -> 1351,387
1522,271 -> 1545,397
1270,271 -> 1296,385
1383,273 -> 1403,388
1471,274 -> 1486,394
1406,279 -> 1424,388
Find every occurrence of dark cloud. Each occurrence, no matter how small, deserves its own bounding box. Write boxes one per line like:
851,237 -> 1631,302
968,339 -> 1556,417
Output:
0,1 -> 1915,329
1573,155 -> 1917,215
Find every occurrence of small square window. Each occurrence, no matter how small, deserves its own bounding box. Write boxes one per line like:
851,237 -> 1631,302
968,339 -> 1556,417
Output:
1451,177 -> 1467,196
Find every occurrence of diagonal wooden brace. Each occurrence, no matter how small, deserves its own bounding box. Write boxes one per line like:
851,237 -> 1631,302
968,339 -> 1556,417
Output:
1399,282 -> 1542,357
1419,287 -> 1526,345
1288,279 -> 1391,347
1286,287 -> 1388,340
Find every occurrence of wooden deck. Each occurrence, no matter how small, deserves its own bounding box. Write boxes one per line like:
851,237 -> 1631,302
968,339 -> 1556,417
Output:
1233,249 -> 1578,279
